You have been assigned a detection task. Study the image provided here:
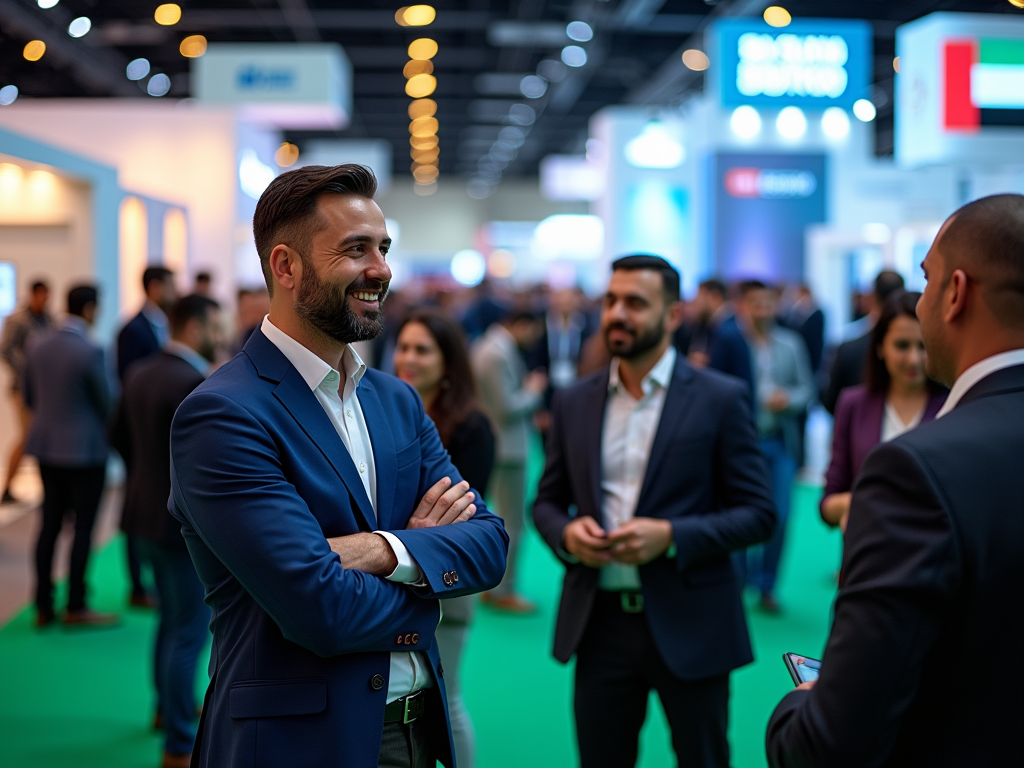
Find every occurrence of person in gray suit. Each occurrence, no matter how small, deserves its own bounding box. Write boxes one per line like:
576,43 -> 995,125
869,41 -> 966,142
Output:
23,284 -> 117,628
471,309 -> 547,612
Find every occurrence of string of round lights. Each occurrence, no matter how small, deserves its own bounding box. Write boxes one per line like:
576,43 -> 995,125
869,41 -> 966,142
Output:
398,7 -> 439,194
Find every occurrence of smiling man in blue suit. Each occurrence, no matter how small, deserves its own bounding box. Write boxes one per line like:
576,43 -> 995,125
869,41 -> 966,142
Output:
169,164 -> 508,768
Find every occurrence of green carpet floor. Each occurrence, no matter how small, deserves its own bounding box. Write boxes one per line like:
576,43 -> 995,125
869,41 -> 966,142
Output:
0,483 -> 839,768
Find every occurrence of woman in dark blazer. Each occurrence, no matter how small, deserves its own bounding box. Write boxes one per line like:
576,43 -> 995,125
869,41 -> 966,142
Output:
821,291 -> 947,531
393,309 -> 495,768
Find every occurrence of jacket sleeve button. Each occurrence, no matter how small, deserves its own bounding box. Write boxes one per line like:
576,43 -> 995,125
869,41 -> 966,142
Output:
370,674 -> 385,691
396,634 -> 404,645
411,633 -> 419,644
404,633 -> 412,644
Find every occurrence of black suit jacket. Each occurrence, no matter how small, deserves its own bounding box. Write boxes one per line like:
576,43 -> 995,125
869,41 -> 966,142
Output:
767,363 -> 1024,768
117,311 -> 161,381
533,356 -> 775,680
820,331 -> 870,414
112,351 -> 205,548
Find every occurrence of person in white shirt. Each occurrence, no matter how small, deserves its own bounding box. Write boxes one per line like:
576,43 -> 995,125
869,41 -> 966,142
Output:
533,254 -> 775,768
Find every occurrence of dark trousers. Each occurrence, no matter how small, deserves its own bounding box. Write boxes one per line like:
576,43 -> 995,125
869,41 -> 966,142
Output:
734,437 -> 796,596
35,464 -> 106,614
126,534 -> 147,597
377,693 -> 440,768
574,592 -> 730,768
137,539 -> 210,756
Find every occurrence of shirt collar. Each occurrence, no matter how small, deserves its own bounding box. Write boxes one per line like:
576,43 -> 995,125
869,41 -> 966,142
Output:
936,348 -> 1024,418
609,345 -> 677,398
164,340 -> 212,377
260,315 -> 365,394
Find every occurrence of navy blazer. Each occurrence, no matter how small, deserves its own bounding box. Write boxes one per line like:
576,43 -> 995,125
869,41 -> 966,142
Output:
169,330 -> 508,768
117,310 -> 160,381
532,356 -> 775,680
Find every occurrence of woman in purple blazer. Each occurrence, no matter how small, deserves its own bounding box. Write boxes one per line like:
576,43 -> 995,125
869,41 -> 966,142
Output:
821,291 -> 947,530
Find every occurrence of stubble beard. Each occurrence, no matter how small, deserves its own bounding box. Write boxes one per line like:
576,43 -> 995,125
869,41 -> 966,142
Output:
294,258 -> 389,345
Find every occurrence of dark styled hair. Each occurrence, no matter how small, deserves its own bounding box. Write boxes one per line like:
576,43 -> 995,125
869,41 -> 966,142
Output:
398,309 -> 480,447
67,285 -> 98,317
195,271 -> 211,284
252,164 -> 378,295
169,294 -> 220,335
30,280 -> 48,293
873,270 -> 905,304
142,266 -> 173,291
611,254 -> 681,302
698,278 -> 726,298
866,290 -> 944,396
937,193 -> 1024,327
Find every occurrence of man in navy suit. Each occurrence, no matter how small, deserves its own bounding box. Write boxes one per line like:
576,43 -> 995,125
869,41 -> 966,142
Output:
118,264 -> 177,607
169,164 -> 507,768
533,255 -> 775,768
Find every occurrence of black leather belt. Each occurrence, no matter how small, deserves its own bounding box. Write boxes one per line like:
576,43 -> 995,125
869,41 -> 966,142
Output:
597,590 -> 645,613
384,690 -> 427,725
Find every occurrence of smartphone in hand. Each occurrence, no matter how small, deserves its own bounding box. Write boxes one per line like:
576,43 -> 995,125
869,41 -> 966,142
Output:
783,653 -> 821,686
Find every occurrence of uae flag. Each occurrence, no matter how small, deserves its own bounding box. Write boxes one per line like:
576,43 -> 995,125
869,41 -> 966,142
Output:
945,38 -> 1024,130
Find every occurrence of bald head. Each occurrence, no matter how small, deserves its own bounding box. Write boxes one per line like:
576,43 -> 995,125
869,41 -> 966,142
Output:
936,193 -> 1024,328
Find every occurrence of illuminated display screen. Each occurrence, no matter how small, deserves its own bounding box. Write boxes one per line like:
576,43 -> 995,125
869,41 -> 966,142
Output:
715,18 -> 872,109
945,38 -> 1024,130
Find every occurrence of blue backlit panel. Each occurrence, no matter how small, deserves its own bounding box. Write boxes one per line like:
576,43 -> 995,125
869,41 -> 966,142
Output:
710,153 -> 827,283
715,18 -> 872,109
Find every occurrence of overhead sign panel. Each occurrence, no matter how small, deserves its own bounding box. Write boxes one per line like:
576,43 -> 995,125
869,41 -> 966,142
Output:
896,13 -> 1024,167
194,44 -> 352,130
711,18 -> 872,109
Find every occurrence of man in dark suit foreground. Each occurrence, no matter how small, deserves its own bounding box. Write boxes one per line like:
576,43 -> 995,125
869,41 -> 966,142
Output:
766,193 -> 1024,768
112,294 -> 221,768
533,255 -> 775,768
170,164 -> 507,768
23,285 -> 116,628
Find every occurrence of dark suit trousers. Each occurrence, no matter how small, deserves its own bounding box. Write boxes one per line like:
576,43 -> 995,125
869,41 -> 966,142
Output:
575,592 -> 730,768
377,693 -> 441,768
35,464 -> 106,613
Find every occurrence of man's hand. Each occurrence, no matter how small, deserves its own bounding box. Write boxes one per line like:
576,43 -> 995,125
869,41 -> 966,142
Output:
407,477 -> 476,530
767,390 -> 790,413
563,516 -> 613,568
524,370 -> 548,394
607,518 -> 673,565
796,679 -> 817,691
327,532 -> 398,577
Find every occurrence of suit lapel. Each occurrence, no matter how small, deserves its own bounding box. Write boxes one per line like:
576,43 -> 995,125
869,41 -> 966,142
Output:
355,377 -> 397,531
580,374 -> 608,517
636,360 -> 696,510
272,365 -> 378,532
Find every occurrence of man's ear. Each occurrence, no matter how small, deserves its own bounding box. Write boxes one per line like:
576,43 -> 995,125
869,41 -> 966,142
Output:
269,245 -> 300,293
665,300 -> 686,332
945,269 -> 969,324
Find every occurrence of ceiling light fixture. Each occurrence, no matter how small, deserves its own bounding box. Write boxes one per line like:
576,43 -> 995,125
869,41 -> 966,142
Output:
37,0 -> 59,8
410,116 -> 439,136
67,17 -> 91,38
406,74 -> 436,98
853,98 -> 877,122
566,21 -> 593,42
275,143 -> 300,168
23,41 -> 46,62
763,6 -> 792,27
0,85 -> 19,106
403,60 -> 433,78
520,75 -> 547,99
730,105 -> 762,138
682,49 -> 709,71
561,45 -> 587,68
821,107 -> 850,140
154,4 -> 182,26
180,35 -> 207,58
408,38 -> 438,61
126,58 -> 151,81
399,5 -> 436,26
411,134 -> 439,149
408,99 -> 437,119
147,73 -> 171,97
776,106 -> 807,139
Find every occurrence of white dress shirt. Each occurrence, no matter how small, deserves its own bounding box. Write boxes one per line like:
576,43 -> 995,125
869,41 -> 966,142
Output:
880,401 -> 924,443
260,316 -> 434,703
936,348 -> 1024,418
599,346 -> 677,591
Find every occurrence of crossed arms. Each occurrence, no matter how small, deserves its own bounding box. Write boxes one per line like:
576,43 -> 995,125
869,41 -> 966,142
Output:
170,390 -> 508,658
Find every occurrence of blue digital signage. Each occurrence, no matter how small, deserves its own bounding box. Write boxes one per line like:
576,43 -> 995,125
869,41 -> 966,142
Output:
714,18 -> 872,109
709,153 -> 827,283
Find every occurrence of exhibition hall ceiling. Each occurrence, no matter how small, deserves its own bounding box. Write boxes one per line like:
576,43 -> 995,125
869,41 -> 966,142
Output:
0,0 -> 1018,181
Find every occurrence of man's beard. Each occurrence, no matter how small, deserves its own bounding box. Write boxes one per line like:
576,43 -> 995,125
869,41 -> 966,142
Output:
603,316 -> 665,359
294,259 -> 389,345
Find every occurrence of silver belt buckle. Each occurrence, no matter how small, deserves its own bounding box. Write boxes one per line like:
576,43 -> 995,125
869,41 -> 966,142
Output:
403,690 -> 422,724
620,592 -> 644,613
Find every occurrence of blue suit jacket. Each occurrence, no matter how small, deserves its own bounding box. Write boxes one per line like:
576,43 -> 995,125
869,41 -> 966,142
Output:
532,356 -> 776,680
117,311 -> 160,381
169,330 -> 508,768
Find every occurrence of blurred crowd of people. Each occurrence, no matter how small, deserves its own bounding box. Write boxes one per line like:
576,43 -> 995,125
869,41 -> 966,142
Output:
1,189 -> 1021,768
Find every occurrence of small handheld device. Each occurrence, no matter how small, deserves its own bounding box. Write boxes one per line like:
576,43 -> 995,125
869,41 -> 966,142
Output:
782,653 -> 821,686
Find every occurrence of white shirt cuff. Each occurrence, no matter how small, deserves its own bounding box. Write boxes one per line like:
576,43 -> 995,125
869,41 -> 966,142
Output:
374,531 -> 424,584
